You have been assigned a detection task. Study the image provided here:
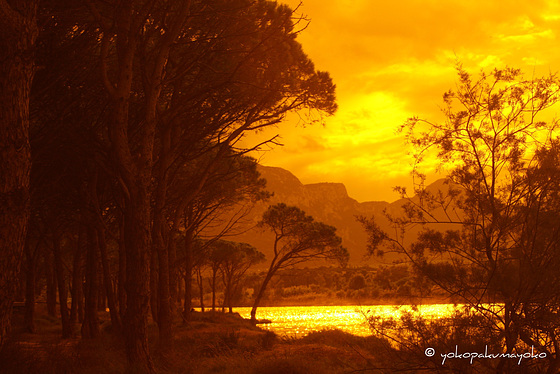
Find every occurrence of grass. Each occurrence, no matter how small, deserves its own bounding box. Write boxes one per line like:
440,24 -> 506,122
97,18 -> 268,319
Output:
0,307 -> 394,374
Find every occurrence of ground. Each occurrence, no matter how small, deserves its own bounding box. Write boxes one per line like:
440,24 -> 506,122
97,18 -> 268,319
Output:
0,306 -> 395,374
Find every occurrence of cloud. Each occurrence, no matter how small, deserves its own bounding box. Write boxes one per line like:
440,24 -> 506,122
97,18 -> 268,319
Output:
245,0 -> 560,201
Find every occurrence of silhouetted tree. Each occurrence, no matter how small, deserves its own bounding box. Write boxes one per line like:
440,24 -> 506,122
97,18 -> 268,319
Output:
12,0 -> 336,368
219,242 -> 265,313
174,154 -> 269,320
204,240 -> 265,313
359,66 -> 560,373
83,0 -> 337,364
146,0 -> 336,346
250,203 -> 348,321
0,0 -> 38,348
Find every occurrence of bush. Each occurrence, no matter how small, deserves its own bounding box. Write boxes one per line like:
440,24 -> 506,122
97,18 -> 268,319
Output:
348,274 -> 366,290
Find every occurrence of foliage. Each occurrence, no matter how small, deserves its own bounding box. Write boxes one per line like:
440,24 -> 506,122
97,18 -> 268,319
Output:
259,203 -> 349,267
16,0 -> 338,369
212,239 -> 265,311
359,66 -> 560,372
348,274 -> 366,290
250,204 -> 348,320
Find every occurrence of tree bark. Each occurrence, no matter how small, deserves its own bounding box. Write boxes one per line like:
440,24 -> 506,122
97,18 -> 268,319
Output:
157,236 -> 172,348
153,124 -> 173,346
169,236 -> 178,311
94,0 -> 190,369
77,281 -> 84,323
211,267 -> 218,312
45,253 -> 57,317
123,187 -> 153,372
118,213 -> 126,322
81,225 -> 99,339
197,268 -> 204,312
52,233 -> 72,338
225,274 -> 234,313
97,226 -> 122,332
23,239 -> 36,333
87,170 -> 121,330
250,262 -> 278,322
97,274 -> 106,312
183,271 -> 192,319
182,231 -> 193,320
0,0 -> 37,348
70,226 -> 84,325
150,247 -> 159,324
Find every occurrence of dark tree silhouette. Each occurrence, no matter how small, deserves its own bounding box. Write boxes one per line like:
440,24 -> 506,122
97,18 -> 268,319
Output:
359,66 -> 560,373
10,0 -> 337,369
218,242 -> 265,313
173,154 -> 269,320
0,0 -> 38,348
250,203 -> 348,321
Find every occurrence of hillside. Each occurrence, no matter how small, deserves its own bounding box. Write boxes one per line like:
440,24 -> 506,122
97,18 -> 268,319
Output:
229,165 -> 408,266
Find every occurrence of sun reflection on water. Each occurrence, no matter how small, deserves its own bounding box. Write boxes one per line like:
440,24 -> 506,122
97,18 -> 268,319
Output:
234,304 -> 459,337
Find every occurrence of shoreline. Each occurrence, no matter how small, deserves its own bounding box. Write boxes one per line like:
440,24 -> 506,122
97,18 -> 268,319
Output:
195,296 -> 468,309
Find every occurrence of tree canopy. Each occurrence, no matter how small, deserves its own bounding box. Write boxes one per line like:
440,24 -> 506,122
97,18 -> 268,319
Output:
251,203 -> 348,320
4,0 -> 338,371
359,66 -> 560,372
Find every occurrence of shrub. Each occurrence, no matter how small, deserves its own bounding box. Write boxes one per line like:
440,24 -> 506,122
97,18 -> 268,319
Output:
348,274 -> 367,290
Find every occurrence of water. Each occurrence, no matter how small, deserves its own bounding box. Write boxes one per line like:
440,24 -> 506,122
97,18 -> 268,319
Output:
233,304 -> 458,337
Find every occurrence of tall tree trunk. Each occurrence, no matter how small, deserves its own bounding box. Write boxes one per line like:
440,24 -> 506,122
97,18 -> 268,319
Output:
221,274 -> 227,313
95,0 -> 190,369
226,275 -> 234,313
169,235 -> 178,311
156,234 -> 172,348
46,253 -> 57,317
97,274 -> 106,312
153,124 -> 173,346
182,232 -> 193,320
70,226 -> 84,325
24,239 -> 36,333
77,276 -> 84,323
197,268 -> 204,312
183,270 -> 192,319
123,187 -> 153,372
177,269 -> 183,307
52,233 -> 72,338
150,247 -> 158,323
250,264 -> 278,322
97,226 -> 122,332
197,271 -> 204,313
81,225 -> 99,339
0,0 -> 38,348
118,213 -> 126,321
222,273 -> 231,313
211,267 -> 217,312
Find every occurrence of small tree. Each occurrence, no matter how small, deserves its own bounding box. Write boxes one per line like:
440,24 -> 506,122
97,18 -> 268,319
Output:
250,203 -> 348,321
219,242 -> 265,313
348,274 -> 366,290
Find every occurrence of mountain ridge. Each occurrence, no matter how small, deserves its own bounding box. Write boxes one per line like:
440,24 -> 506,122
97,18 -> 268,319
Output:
230,165 -> 405,266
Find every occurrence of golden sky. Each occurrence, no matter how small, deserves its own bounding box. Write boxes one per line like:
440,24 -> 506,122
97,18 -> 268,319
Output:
248,0 -> 560,202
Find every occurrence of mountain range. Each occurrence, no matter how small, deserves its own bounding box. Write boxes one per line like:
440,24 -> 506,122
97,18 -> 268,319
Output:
232,165 -> 413,266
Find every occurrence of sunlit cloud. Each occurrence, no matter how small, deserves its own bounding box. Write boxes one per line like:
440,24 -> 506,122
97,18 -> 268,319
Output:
244,0 -> 560,202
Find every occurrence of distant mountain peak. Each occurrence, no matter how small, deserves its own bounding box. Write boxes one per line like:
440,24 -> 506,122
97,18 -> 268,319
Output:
242,164 -> 450,266
305,182 -> 350,199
